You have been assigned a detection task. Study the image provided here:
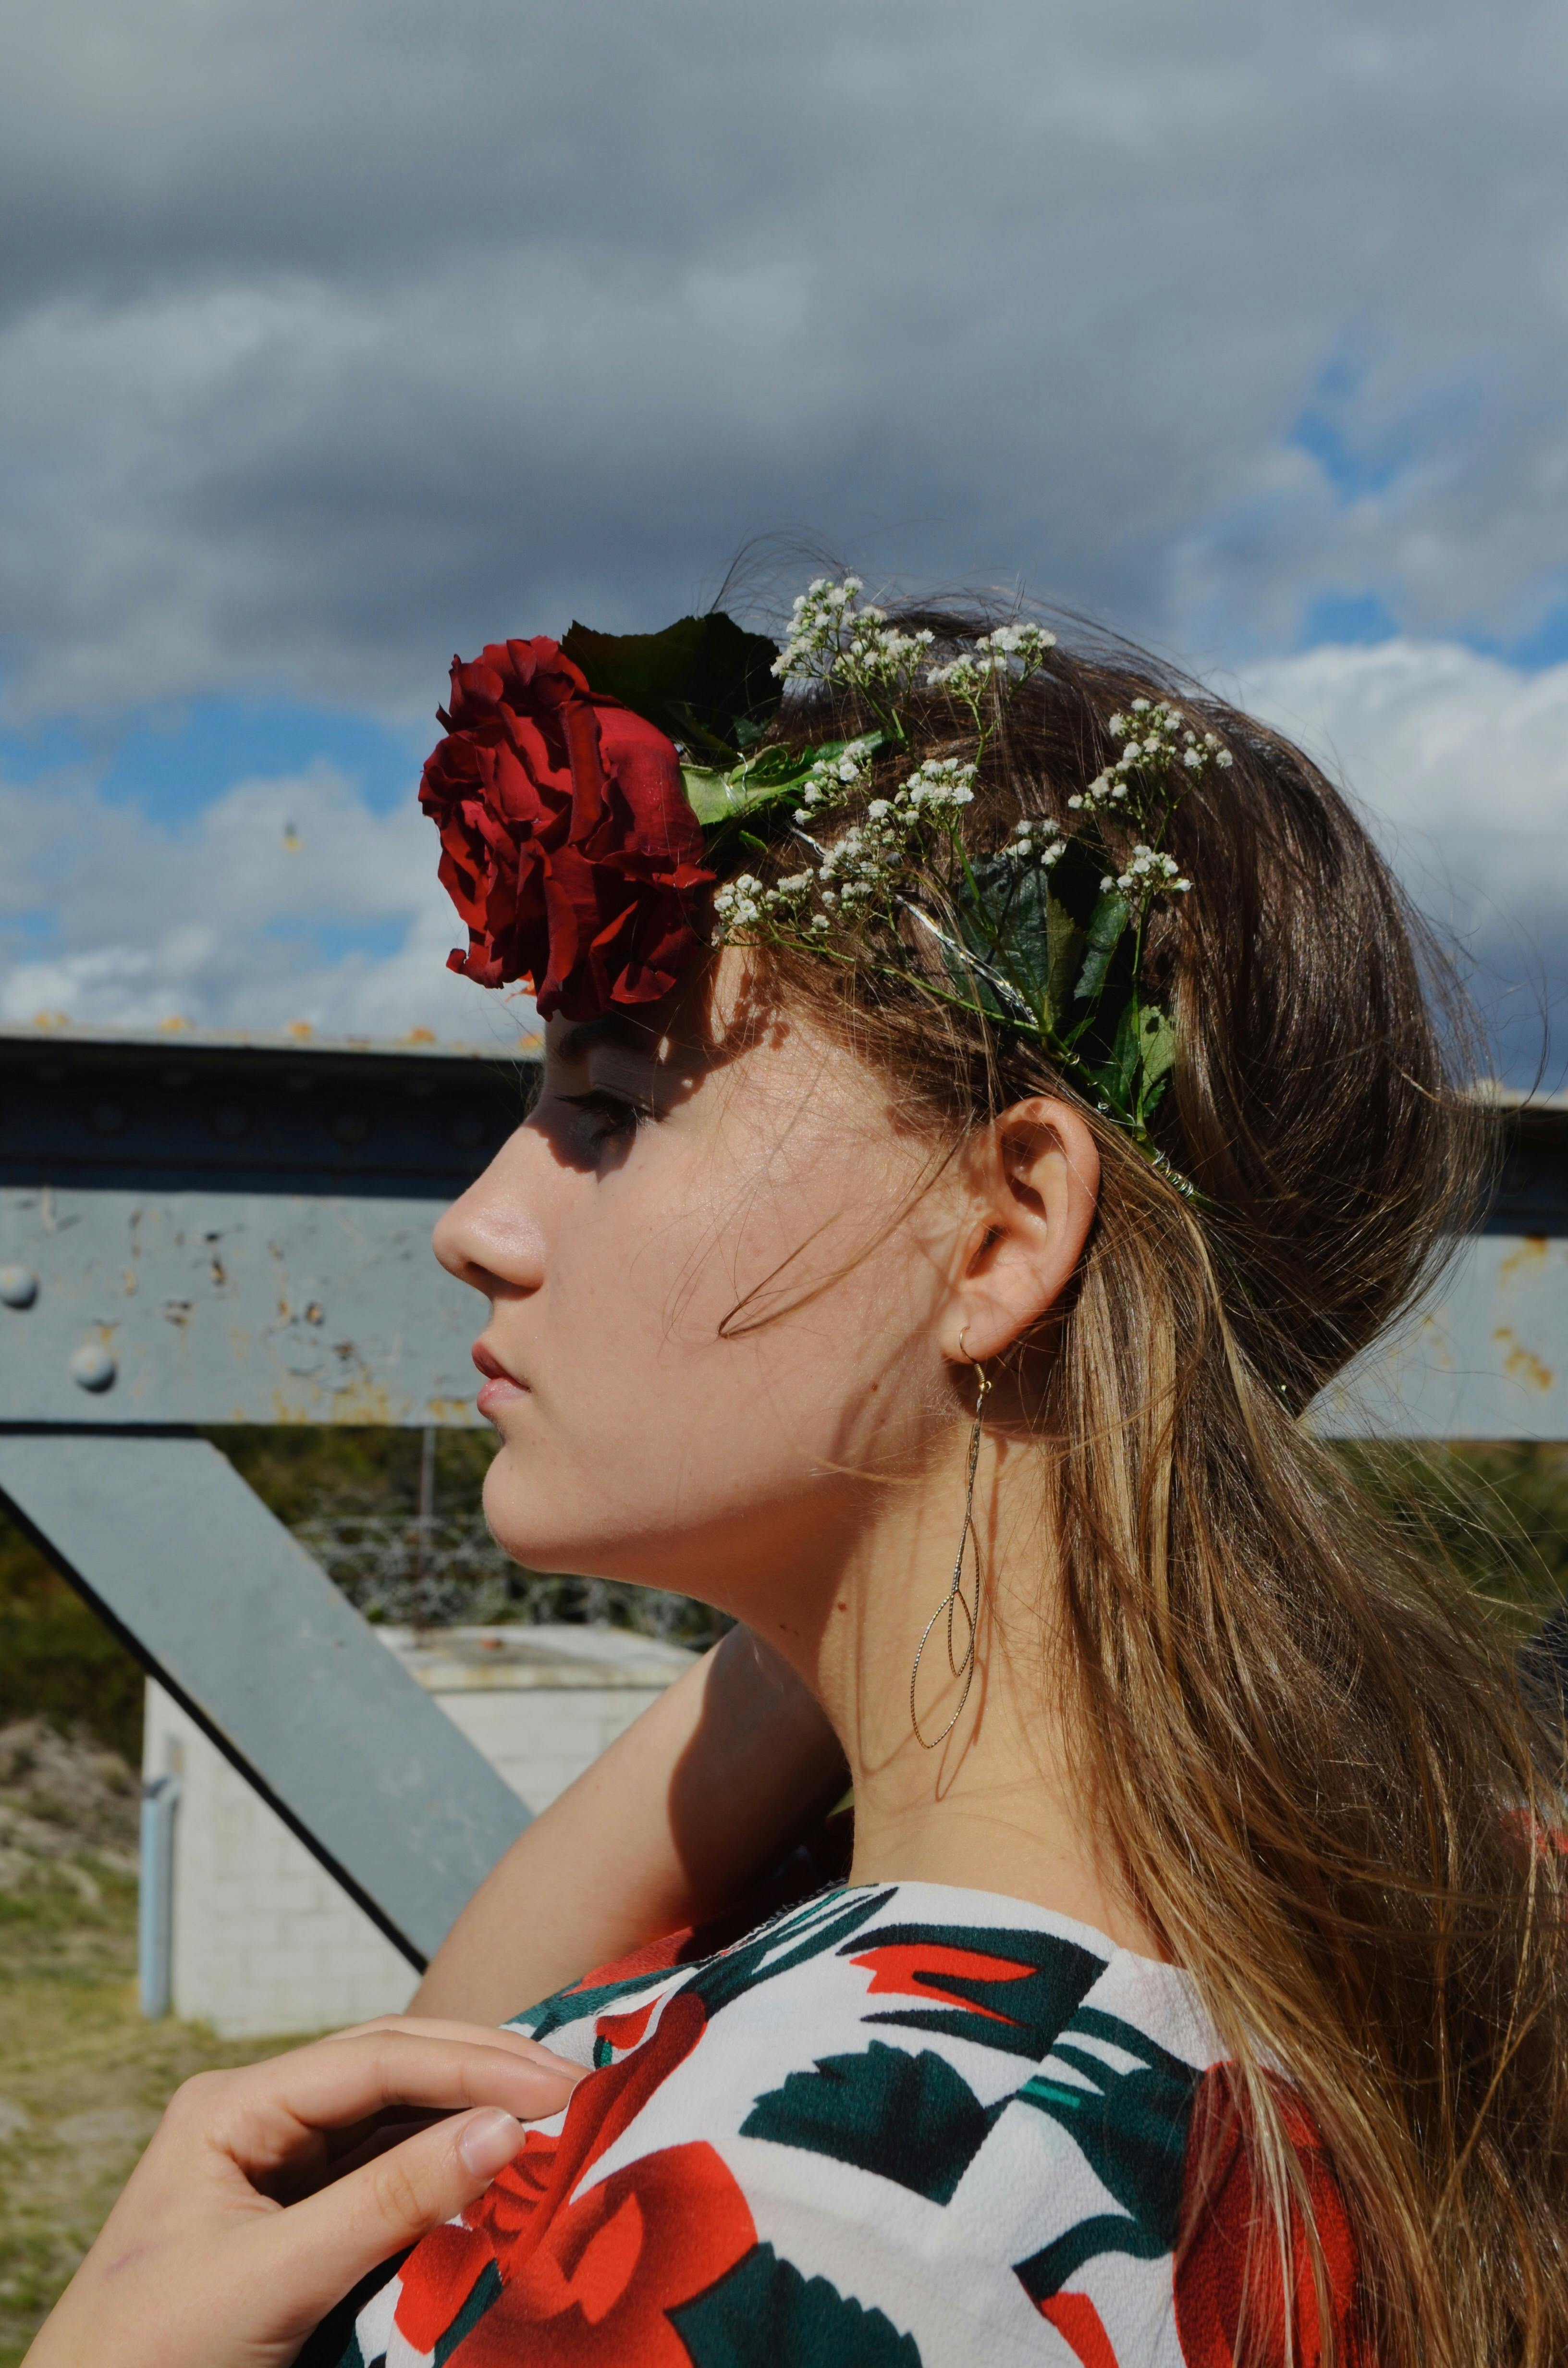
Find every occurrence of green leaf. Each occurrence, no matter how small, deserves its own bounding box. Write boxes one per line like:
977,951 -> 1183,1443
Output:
948,844 -> 1120,1044
684,733 -> 886,830
1108,994 -> 1144,1106
1133,1003 -> 1176,1119
1036,839 -> 1100,1031
1074,890 -> 1130,1005
682,765 -> 752,826
1077,1000 -> 1176,1134
943,855 -> 1040,1029
1043,892 -> 1089,1033
561,610 -> 781,756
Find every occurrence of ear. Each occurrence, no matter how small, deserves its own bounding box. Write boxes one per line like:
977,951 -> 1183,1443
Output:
944,1098 -> 1100,1366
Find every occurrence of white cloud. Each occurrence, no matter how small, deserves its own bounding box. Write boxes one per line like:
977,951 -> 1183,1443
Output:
2,0 -> 1568,723
1237,639 -> 1568,1083
1,1 -> 1564,1070
1237,640 -> 1568,924
0,760 -> 529,1045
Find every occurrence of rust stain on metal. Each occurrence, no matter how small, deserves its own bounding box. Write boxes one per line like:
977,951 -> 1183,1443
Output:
267,1376 -> 404,1426
425,1395 -> 481,1426
1492,1326 -> 1555,1392
1498,1235 -> 1550,1283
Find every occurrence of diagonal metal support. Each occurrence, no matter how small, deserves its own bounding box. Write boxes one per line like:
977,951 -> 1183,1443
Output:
0,1431 -> 530,1967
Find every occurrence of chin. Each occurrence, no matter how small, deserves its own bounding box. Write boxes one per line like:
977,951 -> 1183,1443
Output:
481,1463 -> 618,1586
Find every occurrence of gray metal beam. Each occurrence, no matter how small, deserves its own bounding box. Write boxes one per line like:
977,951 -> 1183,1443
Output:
0,1183 -> 493,1427
1,1024 -> 1566,1439
0,1023 -> 534,1429
0,1432 -> 530,1966
1314,1230 -> 1568,1440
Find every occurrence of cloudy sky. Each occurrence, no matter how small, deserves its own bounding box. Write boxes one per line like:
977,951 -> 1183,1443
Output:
1,0 -> 1565,1079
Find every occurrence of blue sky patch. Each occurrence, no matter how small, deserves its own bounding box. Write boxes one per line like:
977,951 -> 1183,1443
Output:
1300,592 -> 1399,648
0,697 -> 425,824
263,916 -> 411,964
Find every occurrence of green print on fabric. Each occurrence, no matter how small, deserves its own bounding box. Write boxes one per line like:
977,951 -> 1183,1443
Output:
843,1923 -> 1105,2061
1011,2007 -> 1200,2308
433,2260 -> 503,2364
512,1961 -> 687,2046
741,2041 -> 1004,2205
671,2241 -> 924,2368
680,1888 -> 897,2019
294,2245 -> 414,2368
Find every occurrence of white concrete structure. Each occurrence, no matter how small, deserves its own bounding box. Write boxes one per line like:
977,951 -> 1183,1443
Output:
142,1624 -> 695,2038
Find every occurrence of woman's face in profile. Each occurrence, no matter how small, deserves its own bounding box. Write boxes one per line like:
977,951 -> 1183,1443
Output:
431,955 -> 961,1621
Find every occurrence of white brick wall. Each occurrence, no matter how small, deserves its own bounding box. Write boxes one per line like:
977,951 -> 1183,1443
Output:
142,1625 -> 695,2038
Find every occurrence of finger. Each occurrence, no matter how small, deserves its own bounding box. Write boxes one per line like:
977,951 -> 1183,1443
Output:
313,2014 -> 571,2070
208,2033 -> 582,2166
258,2106 -> 528,2330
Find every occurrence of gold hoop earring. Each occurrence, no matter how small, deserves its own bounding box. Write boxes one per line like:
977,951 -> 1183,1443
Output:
909,1330 -> 992,1750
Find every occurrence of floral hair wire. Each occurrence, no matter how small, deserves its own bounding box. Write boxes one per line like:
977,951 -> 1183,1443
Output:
418,579 -> 1232,1190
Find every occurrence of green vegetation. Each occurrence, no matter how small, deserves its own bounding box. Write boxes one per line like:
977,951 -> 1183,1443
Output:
209,1420 -> 498,1532
0,1532 -> 144,1767
1343,1439 -> 1568,1635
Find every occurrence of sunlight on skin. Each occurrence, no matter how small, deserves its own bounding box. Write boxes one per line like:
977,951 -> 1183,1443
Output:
433,950 -> 1159,1959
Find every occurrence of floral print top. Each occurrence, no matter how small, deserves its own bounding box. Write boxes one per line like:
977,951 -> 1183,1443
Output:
307,1881 -> 1361,2368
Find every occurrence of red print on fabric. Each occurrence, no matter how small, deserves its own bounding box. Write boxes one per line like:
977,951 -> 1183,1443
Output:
393,1988 -> 756,2365
595,1999 -> 658,2055
1174,2067 -> 1365,2368
848,1941 -> 1040,2024
1039,2292 -> 1120,2368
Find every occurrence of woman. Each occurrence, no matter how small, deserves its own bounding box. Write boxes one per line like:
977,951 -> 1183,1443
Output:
30,581 -> 1568,2366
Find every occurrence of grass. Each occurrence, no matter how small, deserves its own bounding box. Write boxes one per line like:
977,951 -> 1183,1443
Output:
0,1859 -> 312,2367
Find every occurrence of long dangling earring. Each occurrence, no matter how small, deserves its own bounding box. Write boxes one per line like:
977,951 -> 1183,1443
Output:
909,1330 -> 992,1750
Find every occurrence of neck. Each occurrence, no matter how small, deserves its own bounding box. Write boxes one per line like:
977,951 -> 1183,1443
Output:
756,1427 -> 1163,1961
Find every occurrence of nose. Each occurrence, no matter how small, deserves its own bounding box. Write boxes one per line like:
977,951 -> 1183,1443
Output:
432,1127 -> 548,1301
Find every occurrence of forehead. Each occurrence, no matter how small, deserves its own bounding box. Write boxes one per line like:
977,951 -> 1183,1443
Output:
548,1011 -> 666,1064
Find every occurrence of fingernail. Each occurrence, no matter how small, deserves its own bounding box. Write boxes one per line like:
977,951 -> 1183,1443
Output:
459,2109 -> 525,2178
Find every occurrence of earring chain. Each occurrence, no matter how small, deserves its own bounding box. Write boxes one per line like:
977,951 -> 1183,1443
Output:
909,1347 -> 992,1750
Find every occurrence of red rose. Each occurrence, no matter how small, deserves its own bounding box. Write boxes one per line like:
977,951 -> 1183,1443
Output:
419,637 -> 714,1022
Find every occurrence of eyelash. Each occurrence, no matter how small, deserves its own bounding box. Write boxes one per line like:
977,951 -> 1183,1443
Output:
558,1088 -> 656,1143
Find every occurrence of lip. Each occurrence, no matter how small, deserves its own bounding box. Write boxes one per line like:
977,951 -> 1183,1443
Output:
472,1339 -> 528,1416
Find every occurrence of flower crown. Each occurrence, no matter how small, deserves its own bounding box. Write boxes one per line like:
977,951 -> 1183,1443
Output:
419,579 -> 1231,1185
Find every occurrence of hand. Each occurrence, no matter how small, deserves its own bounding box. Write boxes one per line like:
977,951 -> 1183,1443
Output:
23,2015 -> 585,2368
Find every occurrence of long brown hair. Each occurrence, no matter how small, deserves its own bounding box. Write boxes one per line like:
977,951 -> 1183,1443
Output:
728,601 -> 1568,2366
